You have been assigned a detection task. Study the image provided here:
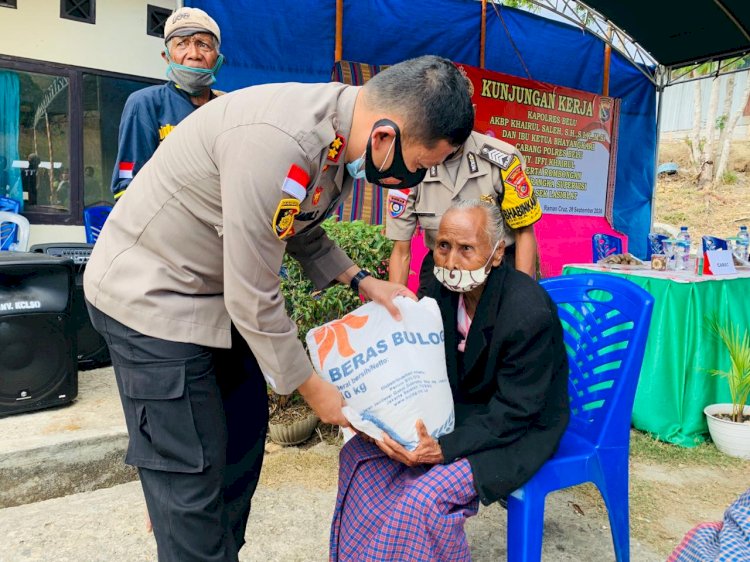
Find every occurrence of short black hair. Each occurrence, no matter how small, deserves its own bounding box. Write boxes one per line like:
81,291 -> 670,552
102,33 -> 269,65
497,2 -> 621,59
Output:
364,55 -> 474,148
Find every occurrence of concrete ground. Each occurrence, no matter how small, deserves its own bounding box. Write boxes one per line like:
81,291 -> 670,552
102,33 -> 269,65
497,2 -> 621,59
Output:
0,368 -> 661,561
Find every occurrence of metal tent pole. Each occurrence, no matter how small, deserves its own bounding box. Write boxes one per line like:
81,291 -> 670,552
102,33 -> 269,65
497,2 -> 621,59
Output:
650,75 -> 666,230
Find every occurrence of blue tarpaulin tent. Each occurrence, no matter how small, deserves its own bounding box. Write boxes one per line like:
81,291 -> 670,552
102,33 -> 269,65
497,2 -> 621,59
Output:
188,0 -> 655,257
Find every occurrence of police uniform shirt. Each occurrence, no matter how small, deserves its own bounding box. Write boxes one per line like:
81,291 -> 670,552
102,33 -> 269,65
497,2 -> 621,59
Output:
385,131 -> 541,250
85,82 -> 359,394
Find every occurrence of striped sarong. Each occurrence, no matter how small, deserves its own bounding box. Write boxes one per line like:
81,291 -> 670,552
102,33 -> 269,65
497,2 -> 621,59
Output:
668,488 -> 750,562
330,436 -> 479,562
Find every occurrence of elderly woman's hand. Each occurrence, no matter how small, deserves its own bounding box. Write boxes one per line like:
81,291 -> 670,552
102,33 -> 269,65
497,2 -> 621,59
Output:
376,419 -> 444,467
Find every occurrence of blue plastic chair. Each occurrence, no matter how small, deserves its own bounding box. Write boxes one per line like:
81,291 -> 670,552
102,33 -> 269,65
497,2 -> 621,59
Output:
0,196 -> 21,251
592,233 -> 623,262
83,204 -> 113,244
507,273 -> 654,562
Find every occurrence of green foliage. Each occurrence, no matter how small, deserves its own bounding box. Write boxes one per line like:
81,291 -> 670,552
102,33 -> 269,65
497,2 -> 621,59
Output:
722,171 -> 738,185
500,0 -> 538,10
280,218 -> 393,345
716,114 -> 728,131
706,316 -> 750,423
663,211 -> 689,224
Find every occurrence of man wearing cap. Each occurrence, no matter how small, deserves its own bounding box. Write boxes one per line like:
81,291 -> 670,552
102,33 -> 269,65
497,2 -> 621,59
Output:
84,55 -> 474,561
110,7 -> 224,201
386,130 -> 542,294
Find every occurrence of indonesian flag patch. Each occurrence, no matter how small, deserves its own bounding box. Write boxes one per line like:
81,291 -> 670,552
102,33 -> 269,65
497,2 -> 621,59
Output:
118,162 -> 134,179
281,164 -> 310,202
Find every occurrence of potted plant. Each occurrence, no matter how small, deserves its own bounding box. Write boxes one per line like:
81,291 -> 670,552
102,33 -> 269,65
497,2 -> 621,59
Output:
268,218 -> 393,446
703,315 -> 750,459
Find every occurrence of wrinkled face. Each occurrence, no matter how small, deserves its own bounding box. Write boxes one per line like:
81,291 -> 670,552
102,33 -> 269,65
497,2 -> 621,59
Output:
373,137 -> 456,186
434,208 -> 503,271
166,32 -> 219,69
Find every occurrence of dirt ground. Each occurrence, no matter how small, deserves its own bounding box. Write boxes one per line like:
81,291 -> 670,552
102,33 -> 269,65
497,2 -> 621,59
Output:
265,426 -> 749,560
654,140 -> 750,240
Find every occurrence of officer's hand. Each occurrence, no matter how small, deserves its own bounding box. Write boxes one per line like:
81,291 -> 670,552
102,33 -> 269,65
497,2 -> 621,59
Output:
297,374 -> 349,427
358,277 -> 417,321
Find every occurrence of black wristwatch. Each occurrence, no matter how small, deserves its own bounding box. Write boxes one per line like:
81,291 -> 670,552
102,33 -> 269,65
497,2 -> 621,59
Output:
349,269 -> 372,293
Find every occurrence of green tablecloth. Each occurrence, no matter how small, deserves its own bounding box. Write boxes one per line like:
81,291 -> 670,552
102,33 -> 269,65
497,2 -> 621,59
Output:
562,264 -> 750,447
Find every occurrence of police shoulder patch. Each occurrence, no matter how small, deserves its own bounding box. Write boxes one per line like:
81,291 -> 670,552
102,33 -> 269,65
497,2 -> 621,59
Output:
387,190 -> 409,219
477,144 -> 513,170
272,198 -> 301,240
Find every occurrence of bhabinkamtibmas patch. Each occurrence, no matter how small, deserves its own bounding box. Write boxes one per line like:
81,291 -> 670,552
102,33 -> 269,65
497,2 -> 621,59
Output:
499,156 -> 541,229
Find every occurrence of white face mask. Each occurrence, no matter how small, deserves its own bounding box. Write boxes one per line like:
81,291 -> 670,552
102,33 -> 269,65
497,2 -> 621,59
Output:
433,241 -> 500,293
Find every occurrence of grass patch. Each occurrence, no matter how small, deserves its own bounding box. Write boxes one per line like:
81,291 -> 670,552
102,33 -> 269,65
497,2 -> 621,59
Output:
722,171 -> 738,185
630,429 -> 747,470
662,211 -> 690,224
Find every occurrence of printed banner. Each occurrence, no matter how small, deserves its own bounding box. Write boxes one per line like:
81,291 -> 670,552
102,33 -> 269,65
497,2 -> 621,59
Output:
458,64 -> 620,218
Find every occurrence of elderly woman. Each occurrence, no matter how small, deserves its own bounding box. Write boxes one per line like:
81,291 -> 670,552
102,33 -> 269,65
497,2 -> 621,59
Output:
330,199 -> 570,561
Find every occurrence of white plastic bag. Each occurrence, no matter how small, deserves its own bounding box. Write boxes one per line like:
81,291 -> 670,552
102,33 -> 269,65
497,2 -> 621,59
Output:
305,296 -> 454,450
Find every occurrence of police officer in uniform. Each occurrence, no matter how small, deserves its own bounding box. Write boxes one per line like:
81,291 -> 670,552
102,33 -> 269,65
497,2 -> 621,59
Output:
84,55 -> 473,562
387,130 -> 541,294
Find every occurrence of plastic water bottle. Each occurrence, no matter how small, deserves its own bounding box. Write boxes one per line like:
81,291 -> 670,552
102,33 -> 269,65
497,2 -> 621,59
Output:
737,226 -> 749,262
675,226 -> 691,270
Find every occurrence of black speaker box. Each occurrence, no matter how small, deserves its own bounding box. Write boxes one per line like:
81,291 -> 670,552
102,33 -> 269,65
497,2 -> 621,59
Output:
0,252 -> 78,416
30,243 -> 111,370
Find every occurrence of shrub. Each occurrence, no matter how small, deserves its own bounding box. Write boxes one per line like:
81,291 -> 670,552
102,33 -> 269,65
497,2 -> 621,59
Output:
280,218 -> 393,344
270,219 -> 393,415
722,171 -> 738,185
706,316 -> 750,423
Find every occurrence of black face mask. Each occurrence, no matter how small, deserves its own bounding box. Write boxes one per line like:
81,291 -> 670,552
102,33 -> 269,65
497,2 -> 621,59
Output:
364,119 -> 428,189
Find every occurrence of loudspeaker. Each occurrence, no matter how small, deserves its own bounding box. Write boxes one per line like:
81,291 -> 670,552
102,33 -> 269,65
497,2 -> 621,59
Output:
29,243 -> 111,370
0,252 -> 78,416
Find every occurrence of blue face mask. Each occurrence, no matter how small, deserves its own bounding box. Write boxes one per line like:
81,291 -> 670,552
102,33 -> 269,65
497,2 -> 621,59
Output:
346,152 -> 367,180
164,52 -> 225,96
345,119 -> 428,188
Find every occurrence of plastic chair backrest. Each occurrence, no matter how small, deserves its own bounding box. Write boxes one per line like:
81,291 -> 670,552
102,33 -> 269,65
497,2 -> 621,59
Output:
0,197 -> 21,251
83,204 -> 113,244
0,211 -> 30,252
592,233 -> 622,262
539,273 -> 654,447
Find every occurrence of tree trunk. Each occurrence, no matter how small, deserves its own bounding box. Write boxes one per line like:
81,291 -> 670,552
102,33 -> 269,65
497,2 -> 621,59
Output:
689,76 -> 703,170
715,73 -> 735,164
714,71 -> 750,185
698,75 -> 721,188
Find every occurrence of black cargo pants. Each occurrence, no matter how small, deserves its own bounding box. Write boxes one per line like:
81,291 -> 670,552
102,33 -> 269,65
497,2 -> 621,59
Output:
87,303 -> 268,562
